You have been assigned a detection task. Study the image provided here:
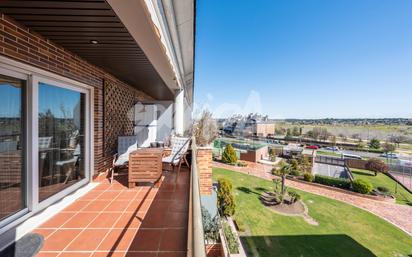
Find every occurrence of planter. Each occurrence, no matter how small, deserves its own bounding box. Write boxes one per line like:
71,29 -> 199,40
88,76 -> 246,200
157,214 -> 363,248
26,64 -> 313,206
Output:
197,147 -> 213,195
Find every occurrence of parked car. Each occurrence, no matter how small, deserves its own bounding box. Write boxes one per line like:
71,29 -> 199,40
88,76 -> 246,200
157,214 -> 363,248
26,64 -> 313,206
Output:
380,153 -> 398,159
306,145 -> 319,149
325,146 -> 340,151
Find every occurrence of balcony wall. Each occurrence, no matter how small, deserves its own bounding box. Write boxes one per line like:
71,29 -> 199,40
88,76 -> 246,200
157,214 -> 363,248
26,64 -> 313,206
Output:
0,14 -> 154,175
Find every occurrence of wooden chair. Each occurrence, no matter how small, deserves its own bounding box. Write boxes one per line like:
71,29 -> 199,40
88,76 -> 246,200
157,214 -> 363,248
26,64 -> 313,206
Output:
128,148 -> 163,188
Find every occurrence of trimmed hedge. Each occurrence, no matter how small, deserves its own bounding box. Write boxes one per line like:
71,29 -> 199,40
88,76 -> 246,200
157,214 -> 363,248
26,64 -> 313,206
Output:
353,179 -> 373,194
314,174 -> 351,189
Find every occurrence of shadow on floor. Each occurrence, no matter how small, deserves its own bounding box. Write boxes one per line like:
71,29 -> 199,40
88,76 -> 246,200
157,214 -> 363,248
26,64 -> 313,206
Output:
241,234 -> 377,257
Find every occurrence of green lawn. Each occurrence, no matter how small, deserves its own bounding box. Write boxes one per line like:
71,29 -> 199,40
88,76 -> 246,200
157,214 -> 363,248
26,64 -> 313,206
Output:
316,150 -> 343,157
351,168 -> 412,206
213,167 -> 412,257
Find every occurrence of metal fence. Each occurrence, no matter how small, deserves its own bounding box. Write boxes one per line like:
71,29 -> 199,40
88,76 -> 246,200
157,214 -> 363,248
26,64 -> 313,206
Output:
315,155 -> 345,166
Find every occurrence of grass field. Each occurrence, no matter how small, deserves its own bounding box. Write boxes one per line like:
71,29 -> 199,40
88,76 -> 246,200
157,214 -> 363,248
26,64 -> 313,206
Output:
316,150 -> 342,157
351,168 -> 412,206
213,167 -> 412,257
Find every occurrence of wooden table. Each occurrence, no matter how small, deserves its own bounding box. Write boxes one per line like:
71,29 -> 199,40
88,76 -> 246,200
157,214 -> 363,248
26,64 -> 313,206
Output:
128,148 -> 163,188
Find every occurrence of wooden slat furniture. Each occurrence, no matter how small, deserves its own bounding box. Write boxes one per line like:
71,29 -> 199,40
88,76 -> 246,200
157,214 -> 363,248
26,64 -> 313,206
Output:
128,148 -> 163,188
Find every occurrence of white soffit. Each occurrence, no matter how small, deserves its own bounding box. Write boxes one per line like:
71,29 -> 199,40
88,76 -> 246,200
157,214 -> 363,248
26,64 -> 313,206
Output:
106,0 -> 180,91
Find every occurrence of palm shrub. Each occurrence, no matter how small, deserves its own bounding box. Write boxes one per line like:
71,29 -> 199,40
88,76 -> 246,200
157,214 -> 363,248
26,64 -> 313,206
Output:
353,179 -> 373,194
222,144 -> 238,164
288,191 -> 301,203
365,158 -> 389,176
303,172 -> 314,182
217,178 -> 236,216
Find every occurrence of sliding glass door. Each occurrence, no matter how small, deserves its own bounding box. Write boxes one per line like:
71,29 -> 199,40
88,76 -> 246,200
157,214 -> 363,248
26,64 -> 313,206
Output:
0,74 -> 26,221
38,82 -> 86,202
0,61 -> 91,227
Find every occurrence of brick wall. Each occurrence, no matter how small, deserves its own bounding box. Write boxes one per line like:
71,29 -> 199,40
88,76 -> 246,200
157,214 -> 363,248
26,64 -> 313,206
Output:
0,14 -> 153,175
197,148 -> 213,195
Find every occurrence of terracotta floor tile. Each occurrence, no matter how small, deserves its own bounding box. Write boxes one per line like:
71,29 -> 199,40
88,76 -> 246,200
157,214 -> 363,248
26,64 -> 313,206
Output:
114,213 -> 141,229
89,213 -> 122,228
59,252 -> 92,257
91,252 -> 125,257
40,213 -> 74,228
97,228 -> 138,251
157,252 -> 187,257
97,191 -> 121,200
140,211 -> 166,229
105,200 -> 130,212
66,229 -> 109,251
124,253 -> 157,257
125,199 -> 144,212
41,229 -> 82,251
62,212 -> 98,228
128,229 -> 163,251
36,252 -> 60,257
159,228 -> 187,251
82,190 -> 103,200
117,190 -> 139,200
32,228 -> 56,239
162,211 -> 187,228
83,200 -> 111,212
62,200 -> 90,212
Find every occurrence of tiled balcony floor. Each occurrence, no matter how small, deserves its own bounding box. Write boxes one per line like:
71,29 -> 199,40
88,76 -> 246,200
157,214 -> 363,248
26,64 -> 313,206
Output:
33,167 -> 190,257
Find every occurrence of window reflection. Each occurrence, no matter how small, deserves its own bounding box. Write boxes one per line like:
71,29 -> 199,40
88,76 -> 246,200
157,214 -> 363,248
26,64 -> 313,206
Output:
38,82 -> 85,201
0,75 -> 25,221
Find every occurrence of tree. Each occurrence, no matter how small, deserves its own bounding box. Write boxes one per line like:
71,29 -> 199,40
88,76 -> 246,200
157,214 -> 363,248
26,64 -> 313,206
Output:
222,144 -> 237,164
389,135 -> 408,148
292,126 -> 300,137
286,128 -> 292,138
279,163 -> 291,196
339,133 -> 347,142
217,179 -> 236,216
368,138 -> 381,149
299,156 -> 312,173
331,135 -> 337,148
352,133 -> 360,140
365,158 -> 389,176
383,142 -> 396,154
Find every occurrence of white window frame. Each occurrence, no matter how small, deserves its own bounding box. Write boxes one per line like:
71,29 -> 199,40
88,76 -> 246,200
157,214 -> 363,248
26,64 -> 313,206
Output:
0,55 -> 94,231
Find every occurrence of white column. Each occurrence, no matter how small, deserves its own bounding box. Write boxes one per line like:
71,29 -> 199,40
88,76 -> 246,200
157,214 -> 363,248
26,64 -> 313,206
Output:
174,89 -> 184,135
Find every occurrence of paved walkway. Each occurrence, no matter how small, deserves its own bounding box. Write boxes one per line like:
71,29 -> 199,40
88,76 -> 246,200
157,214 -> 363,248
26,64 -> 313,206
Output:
213,161 -> 412,236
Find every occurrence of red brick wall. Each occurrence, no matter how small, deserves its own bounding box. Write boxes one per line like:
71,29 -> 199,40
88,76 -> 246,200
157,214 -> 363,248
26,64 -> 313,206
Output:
0,14 -> 153,175
197,148 -> 213,195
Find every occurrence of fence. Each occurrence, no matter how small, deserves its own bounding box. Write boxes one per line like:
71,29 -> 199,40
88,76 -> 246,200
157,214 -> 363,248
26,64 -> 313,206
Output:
315,155 -> 345,166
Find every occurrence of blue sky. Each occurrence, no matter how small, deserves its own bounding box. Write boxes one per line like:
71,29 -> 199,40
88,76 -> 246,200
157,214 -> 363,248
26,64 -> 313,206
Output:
194,0 -> 412,119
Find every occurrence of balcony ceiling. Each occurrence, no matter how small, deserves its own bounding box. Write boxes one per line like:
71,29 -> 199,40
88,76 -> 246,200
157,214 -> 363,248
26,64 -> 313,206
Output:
0,0 -> 174,100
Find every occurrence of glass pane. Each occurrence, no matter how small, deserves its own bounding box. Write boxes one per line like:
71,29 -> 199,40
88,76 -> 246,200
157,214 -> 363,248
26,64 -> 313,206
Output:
38,82 -> 85,202
0,75 -> 25,221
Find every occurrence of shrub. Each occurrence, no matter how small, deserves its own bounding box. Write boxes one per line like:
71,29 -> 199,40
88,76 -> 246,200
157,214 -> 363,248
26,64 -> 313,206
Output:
290,159 -> 299,171
222,221 -> 239,254
221,144 -> 238,164
303,173 -> 314,182
290,169 -> 301,176
377,186 -> 390,193
217,179 -> 236,216
353,179 -> 373,194
314,175 -> 351,189
201,206 -> 220,243
369,138 -> 381,149
365,158 -> 389,176
288,191 -> 301,203
237,161 -> 247,167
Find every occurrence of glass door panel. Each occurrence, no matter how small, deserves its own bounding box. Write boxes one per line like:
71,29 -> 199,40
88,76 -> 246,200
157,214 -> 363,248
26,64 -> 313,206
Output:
0,75 -> 26,221
38,82 -> 85,202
